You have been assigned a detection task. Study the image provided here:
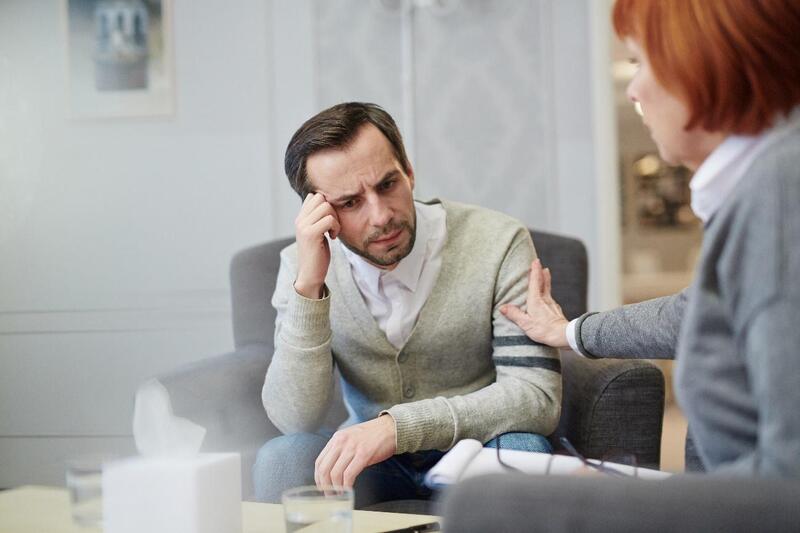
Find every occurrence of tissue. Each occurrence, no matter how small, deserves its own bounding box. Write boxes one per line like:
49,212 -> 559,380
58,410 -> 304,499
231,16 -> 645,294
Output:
103,379 -> 242,533
132,379 -> 206,456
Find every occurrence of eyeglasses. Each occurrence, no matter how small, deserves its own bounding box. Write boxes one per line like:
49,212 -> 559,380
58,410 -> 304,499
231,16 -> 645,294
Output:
559,437 -> 636,478
493,433 -> 526,473
492,434 -> 638,478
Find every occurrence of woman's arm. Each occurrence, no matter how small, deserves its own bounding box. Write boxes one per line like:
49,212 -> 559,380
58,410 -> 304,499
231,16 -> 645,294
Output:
576,289 -> 687,359
501,259 -> 686,359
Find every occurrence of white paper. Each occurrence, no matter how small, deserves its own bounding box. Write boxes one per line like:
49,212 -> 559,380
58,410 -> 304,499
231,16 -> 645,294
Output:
425,439 -> 672,486
424,439 -> 483,486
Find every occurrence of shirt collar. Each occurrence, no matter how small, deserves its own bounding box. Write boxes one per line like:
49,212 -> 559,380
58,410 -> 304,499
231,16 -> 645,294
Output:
341,201 -> 434,293
689,135 -> 758,224
690,105 -> 800,224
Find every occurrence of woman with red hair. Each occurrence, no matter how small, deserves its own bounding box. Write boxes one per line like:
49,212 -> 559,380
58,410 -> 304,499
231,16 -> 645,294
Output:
502,0 -> 800,477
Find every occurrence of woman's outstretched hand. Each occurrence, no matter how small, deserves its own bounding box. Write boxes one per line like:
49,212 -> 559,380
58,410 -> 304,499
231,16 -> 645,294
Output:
501,259 -> 570,349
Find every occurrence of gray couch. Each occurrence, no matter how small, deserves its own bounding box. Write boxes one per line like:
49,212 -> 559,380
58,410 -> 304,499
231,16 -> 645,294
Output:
149,231 -> 665,502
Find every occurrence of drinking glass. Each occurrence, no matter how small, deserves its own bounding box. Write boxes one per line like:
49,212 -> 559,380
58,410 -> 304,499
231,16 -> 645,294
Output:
282,485 -> 354,533
65,454 -> 117,527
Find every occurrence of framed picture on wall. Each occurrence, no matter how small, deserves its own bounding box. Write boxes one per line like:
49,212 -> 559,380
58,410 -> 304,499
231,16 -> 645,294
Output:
62,0 -> 175,119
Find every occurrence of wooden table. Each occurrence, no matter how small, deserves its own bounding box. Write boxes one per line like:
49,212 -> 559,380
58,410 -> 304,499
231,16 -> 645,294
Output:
0,486 -> 439,533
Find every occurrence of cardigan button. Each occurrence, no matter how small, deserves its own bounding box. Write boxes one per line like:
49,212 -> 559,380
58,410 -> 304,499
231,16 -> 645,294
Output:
398,352 -> 409,363
404,384 -> 415,398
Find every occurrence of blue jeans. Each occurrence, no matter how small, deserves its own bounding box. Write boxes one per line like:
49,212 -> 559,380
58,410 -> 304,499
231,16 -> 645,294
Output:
252,431 -> 551,508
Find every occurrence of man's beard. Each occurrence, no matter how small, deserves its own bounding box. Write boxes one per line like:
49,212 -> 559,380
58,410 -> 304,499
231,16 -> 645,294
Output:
341,217 -> 417,268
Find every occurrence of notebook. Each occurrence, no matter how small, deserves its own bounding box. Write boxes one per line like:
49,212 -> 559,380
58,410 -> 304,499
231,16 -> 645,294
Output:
424,439 -> 672,488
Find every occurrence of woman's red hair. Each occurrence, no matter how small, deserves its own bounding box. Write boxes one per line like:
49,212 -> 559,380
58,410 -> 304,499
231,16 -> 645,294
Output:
613,0 -> 800,135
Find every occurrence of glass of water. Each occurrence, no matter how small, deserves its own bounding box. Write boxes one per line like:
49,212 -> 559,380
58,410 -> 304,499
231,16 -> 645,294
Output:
65,454 -> 117,527
282,485 -> 354,533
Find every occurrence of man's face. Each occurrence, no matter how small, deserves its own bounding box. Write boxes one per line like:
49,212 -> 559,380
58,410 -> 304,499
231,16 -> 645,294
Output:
306,123 -> 416,270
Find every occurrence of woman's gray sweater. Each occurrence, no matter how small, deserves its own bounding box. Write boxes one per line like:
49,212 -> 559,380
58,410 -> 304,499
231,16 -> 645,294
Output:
576,127 -> 800,478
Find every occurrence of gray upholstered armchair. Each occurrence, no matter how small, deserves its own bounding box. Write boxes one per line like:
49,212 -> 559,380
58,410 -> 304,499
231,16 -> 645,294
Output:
147,231 -> 665,500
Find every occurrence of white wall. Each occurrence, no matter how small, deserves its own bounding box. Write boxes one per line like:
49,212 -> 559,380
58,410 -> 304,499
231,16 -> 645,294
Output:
0,0 -> 273,487
0,0 -> 618,487
551,0 -> 621,310
270,0 -> 620,310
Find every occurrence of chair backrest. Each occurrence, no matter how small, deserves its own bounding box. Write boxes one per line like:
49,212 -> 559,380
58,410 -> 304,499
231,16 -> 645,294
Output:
528,230 -> 588,320
230,237 -> 294,350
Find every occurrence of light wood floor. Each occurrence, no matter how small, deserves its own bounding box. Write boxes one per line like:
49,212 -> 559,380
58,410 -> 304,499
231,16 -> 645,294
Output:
660,403 -> 688,472
648,359 -> 689,472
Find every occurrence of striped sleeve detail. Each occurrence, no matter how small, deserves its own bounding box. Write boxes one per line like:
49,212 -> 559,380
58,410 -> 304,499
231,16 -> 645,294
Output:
492,335 -> 546,348
494,356 -> 561,373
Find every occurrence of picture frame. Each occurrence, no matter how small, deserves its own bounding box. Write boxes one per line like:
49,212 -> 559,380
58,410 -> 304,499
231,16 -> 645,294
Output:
62,0 -> 175,119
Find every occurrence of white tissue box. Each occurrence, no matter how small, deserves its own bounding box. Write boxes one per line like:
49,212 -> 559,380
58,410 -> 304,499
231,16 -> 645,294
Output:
103,453 -> 241,533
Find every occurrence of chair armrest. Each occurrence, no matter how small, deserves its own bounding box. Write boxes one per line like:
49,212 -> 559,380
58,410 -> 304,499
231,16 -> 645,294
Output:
553,350 -> 664,469
153,343 -> 278,452
442,474 -> 800,532
147,343 -> 277,499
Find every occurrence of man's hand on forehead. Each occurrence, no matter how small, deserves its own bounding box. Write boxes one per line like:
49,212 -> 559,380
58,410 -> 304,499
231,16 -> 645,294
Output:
293,192 -> 341,299
301,192 -> 340,238
307,192 -> 340,239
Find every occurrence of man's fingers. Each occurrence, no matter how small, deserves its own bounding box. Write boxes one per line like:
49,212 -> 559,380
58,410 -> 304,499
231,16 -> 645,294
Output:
314,445 -> 328,487
315,444 -> 338,488
316,459 -> 333,488
297,193 -> 325,228
298,193 -> 329,223
308,215 -> 339,241
301,192 -> 324,213
342,455 -> 368,488
303,201 -> 336,228
328,450 -> 356,487
314,442 -> 329,471
298,196 -> 340,240
312,418 -> 396,489
329,216 -> 341,240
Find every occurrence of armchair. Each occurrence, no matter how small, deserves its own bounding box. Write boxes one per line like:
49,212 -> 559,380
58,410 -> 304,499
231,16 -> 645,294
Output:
147,230 -> 664,502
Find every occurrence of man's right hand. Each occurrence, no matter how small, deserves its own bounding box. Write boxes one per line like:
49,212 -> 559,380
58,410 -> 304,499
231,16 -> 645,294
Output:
294,193 -> 341,299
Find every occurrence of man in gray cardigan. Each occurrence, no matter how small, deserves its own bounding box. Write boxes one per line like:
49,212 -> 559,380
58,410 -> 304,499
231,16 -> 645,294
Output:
253,102 -> 562,507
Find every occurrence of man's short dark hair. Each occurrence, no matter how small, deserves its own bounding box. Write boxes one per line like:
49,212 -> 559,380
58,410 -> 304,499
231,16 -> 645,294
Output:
284,102 -> 411,198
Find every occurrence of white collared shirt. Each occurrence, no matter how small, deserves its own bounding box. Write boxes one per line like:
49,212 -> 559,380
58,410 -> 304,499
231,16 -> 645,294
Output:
341,202 -> 447,350
567,105 -> 800,355
690,106 -> 800,224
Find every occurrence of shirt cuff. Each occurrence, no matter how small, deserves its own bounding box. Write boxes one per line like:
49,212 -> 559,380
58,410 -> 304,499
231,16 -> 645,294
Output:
566,318 -> 581,354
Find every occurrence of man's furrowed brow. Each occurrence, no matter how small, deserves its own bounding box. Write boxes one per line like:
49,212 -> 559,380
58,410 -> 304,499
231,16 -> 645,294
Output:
327,170 -> 399,203
329,188 -> 362,204
379,169 -> 400,183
